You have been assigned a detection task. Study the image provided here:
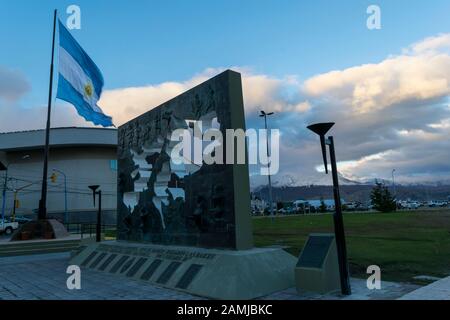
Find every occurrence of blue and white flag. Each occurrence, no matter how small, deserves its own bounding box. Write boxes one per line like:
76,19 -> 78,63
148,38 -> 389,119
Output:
56,20 -> 113,127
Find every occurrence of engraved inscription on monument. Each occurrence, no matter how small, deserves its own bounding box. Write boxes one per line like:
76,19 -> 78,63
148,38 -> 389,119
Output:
117,70 -> 252,250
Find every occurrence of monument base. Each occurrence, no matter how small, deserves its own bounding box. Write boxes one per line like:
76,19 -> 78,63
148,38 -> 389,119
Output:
10,219 -> 70,241
70,241 -> 297,299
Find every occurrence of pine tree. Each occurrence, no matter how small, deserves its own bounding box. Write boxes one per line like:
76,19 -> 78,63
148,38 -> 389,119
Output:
370,182 -> 397,212
319,198 -> 327,213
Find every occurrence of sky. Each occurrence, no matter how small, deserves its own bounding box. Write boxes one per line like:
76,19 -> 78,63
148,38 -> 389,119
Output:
1,0 -> 450,187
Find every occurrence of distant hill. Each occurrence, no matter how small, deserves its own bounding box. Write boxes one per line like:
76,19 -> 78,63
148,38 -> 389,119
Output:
253,184 -> 450,203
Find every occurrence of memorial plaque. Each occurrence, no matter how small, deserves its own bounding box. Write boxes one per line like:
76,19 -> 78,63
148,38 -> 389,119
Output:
176,264 -> 203,289
297,235 -> 334,269
110,255 -> 129,273
81,251 -> 97,267
126,258 -> 148,277
117,70 -> 252,250
90,252 -> 107,268
157,261 -> 182,284
99,254 -> 117,271
141,259 -> 163,281
120,257 -> 136,273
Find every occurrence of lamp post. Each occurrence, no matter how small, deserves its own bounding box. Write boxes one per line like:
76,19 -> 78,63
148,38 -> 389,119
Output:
1,155 -> 30,226
88,185 -> 102,242
12,182 -> 34,222
259,110 -> 275,220
307,122 -> 351,295
53,169 -> 68,223
391,169 -> 397,201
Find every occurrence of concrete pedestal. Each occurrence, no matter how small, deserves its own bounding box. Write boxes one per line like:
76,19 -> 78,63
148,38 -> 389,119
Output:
70,241 -> 297,299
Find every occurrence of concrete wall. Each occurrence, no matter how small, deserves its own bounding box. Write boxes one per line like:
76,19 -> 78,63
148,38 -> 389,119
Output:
0,145 -> 117,222
0,127 -> 116,151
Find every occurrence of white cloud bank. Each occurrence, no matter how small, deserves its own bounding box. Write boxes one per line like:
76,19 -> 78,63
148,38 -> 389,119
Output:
1,33 -> 450,186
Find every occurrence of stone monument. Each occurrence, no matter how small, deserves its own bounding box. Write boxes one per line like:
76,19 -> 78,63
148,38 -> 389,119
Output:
70,70 -> 296,299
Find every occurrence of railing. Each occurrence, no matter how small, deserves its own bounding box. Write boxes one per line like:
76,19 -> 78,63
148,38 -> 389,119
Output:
64,223 -> 117,240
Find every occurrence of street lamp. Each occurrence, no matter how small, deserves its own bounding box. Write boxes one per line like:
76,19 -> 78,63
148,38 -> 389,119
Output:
1,155 -> 30,226
259,110 -> 275,220
53,168 -> 68,224
391,169 -> 396,200
307,122 -> 351,295
88,185 -> 102,242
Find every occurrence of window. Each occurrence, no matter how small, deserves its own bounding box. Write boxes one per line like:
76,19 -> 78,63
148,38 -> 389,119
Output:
110,160 -> 118,171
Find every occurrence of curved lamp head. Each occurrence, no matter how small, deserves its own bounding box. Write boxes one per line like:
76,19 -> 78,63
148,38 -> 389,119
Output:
259,110 -> 274,117
88,185 -> 100,206
307,122 -> 335,174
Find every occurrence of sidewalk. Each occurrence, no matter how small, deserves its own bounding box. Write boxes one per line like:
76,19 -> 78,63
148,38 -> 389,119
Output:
399,276 -> 450,300
0,253 -> 420,300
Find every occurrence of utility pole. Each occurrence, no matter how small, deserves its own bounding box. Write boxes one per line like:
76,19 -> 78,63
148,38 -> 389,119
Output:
392,169 -> 397,200
259,110 -> 275,220
53,169 -> 68,223
1,168 -> 8,228
1,155 -> 30,225
12,182 -> 34,222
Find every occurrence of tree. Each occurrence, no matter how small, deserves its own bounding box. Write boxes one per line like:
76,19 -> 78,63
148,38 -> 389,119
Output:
319,198 -> 327,213
277,202 -> 284,211
370,182 -> 397,212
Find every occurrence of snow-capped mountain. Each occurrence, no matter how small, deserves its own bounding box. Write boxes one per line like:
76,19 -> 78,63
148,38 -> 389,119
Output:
251,173 -> 450,191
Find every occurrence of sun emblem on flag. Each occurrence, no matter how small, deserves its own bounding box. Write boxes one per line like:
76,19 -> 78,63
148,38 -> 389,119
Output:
84,83 -> 93,98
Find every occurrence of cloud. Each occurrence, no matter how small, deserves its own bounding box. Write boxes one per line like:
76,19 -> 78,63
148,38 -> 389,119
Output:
2,33 -> 450,186
406,33 -> 450,55
98,67 -> 310,126
303,51 -> 450,114
297,33 -> 450,185
0,66 -> 89,132
247,33 -> 450,186
0,66 -> 30,102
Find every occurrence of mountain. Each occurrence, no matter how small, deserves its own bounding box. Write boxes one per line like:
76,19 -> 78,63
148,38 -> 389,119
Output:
253,173 -> 450,191
253,184 -> 450,203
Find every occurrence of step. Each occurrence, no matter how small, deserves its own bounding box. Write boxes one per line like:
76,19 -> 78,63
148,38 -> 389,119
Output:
0,245 -> 80,257
0,240 -> 80,250
0,239 -> 81,257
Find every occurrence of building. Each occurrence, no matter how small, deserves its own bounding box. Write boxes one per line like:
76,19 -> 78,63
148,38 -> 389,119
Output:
0,127 -> 117,223
250,194 -> 267,215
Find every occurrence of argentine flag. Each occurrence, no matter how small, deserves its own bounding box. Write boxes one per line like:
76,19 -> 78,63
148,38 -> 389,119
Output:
56,20 -> 113,127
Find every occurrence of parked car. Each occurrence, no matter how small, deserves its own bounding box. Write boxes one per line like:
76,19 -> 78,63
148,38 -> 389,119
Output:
399,201 -> 420,210
428,201 -> 448,207
0,220 -> 19,235
13,216 -> 33,224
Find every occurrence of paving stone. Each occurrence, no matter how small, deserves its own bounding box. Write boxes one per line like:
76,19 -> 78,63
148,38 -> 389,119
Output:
0,253 -> 435,300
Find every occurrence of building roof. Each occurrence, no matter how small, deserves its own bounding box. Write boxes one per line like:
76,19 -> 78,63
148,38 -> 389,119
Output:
0,127 -> 117,152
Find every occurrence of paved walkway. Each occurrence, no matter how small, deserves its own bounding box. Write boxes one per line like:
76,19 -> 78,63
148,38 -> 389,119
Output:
0,253 -> 421,300
399,277 -> 450,300
0,253 -> 199,300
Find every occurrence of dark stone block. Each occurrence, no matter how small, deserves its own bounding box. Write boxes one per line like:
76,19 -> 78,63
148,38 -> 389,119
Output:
117,70 -> 252,250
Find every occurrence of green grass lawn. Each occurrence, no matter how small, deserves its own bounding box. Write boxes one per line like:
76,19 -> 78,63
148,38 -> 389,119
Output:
252,209 -> 450,283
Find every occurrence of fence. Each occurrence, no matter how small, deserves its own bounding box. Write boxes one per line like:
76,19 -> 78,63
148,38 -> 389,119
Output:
64,223 -> 117,240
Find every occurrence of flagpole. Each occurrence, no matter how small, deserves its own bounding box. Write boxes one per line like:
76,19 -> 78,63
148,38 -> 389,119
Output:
38,9 -> 57,220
